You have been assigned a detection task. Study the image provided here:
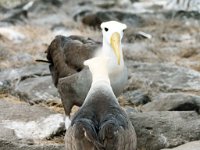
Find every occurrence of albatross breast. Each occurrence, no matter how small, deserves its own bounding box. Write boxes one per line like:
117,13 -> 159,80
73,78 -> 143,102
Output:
46,21 -> 128,116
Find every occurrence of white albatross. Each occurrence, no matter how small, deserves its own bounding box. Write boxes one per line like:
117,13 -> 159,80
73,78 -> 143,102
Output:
46,21 -> 128,129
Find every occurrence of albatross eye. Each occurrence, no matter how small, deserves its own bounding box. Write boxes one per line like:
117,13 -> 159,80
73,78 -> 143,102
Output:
104,28 -> 108,32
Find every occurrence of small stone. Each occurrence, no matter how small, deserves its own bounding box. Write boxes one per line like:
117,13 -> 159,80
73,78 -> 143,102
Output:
123,90 -> 151,106
9,53 -> 34,64
0,80 -> 11,94
142,93 -> 200,113
0,27 -> 25,43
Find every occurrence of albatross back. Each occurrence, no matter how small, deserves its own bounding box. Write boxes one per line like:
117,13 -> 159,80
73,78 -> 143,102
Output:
64,57 -> 137,150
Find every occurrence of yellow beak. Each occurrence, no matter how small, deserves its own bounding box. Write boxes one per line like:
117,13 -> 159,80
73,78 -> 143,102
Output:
110,32 -> 121,65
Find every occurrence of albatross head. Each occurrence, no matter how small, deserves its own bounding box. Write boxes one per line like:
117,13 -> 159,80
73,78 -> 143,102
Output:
100,21 -> 127,66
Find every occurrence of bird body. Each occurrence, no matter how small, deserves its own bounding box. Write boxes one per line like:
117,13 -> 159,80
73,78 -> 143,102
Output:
47,21 -> 128,117
65,57 -> 137,150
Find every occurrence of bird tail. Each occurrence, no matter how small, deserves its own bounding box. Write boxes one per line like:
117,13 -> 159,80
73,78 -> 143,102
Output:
35,59 -> 51,63
74,119 -> 105,150
99,119 -> 119,149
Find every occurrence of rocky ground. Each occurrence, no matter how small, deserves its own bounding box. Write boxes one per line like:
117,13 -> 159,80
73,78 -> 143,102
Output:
0,0 -> 200,150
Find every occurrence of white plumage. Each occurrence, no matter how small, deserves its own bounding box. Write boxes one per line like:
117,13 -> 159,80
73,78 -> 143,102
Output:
97,21 -> 128,96
46,21 -> 128,124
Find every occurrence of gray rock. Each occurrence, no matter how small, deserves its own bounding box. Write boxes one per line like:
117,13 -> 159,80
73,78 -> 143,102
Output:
0,0 -> 63,24
0,80 -> 11,94
0,99 -> 53,121
127,62 -> 200,94
0,99 -> 65,150
9,53 -> 34,64
174,11 -> 200,19
130,0 -> 139,2
161,140 -> 200,150
81,11 -> 145,28
123,90 -> 151,106
3,113 -> 64,140
94,0 -> 131,8
0,27 -> 26,42
0,0 -> 29,9
124,29 -> 152,43
128,111 -> 200,150
161,33 -> 194,43
0,64 -> 50,94
125,106 -> 139,113
123,43 -> 160,63
94,0 -> 115,8
14,76 -> 60,103
39,0 -> 63,7
0,141 -> 64,150
164,10 -> 200,20
0,45 -> 11,60
142,93 -> 200,112
165,0 -> 200,13
0,64 -> 50,82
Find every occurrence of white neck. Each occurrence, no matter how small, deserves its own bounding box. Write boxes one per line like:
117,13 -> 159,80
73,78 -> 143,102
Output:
83,60 -> 118,105
83,79 -> 117,105
102,38 -> 124,68
91,74 -> 110,86
90,61 -> 111,86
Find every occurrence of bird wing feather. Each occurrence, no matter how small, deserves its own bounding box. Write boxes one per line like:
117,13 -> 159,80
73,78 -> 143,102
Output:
65,119 -> 104,150
46,35 -> 100,86
99,115 -> 137,150
117,121 -> 137,150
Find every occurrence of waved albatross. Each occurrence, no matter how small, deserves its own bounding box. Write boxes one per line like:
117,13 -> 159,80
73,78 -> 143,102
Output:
46,21 -> 128,121
65,56 -> 137,150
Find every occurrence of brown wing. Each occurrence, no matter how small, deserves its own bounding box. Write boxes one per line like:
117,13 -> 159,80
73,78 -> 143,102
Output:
46,35 -> 100,86
117,121 -> 137,150
65,121 -> 104,150
65,126 -> 95,150
99,116 -> 137,150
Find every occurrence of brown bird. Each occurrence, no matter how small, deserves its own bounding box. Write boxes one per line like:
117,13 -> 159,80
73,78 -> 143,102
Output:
65,56 -> 137,150
46,21 -> 128,127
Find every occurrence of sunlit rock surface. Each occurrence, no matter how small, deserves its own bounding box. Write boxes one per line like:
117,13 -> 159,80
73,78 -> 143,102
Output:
0,99 -> 65,150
